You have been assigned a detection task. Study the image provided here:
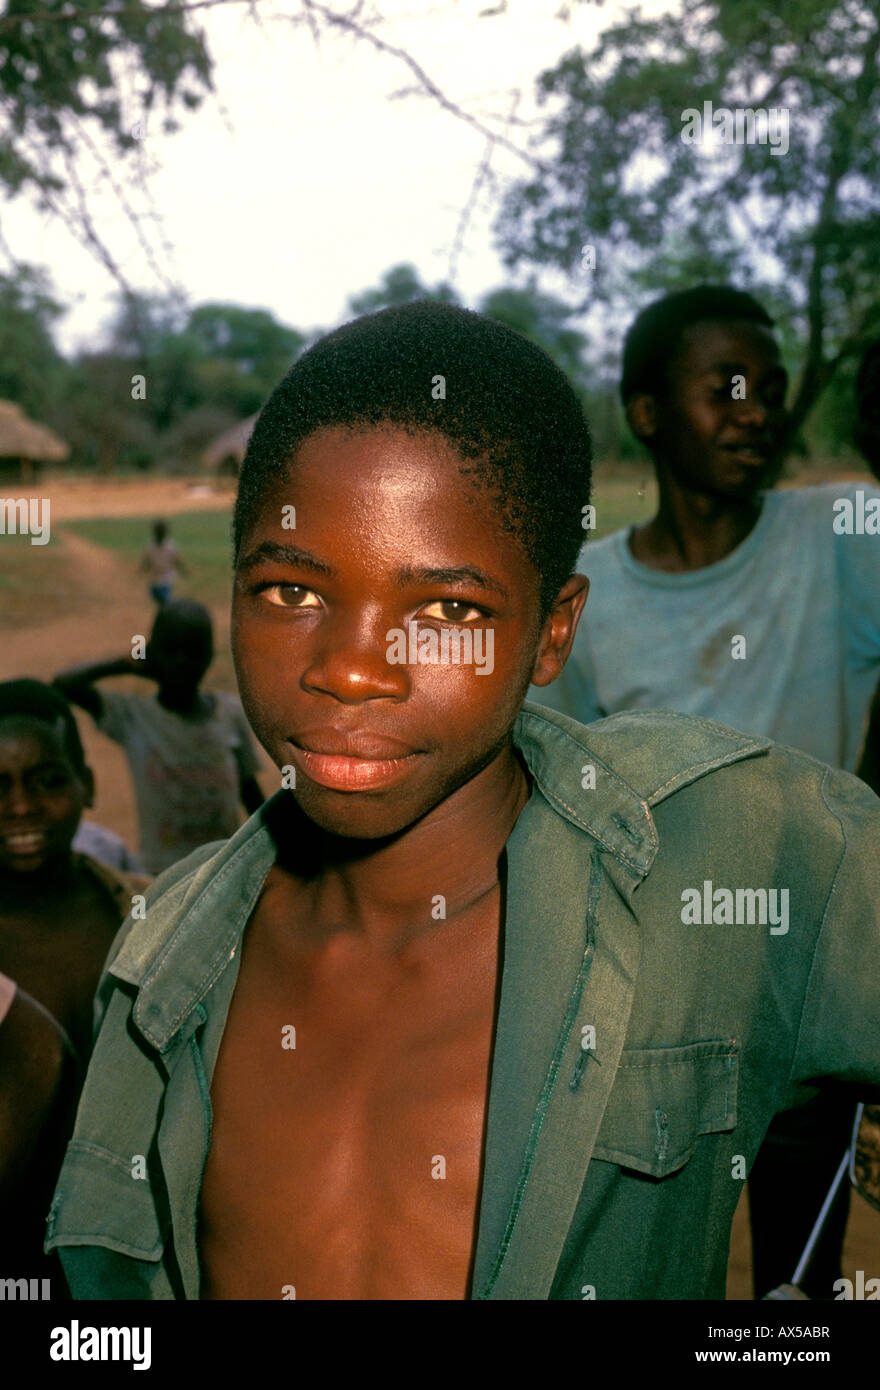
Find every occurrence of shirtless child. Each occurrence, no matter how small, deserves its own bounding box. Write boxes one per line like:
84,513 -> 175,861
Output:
0,679 -> 146,1061
0,679 -> 147,1282
47,304 -> 880,1301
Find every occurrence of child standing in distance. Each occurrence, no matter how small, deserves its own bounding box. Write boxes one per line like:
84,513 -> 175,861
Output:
44,304 -> 880,1303
55,599 -> 264,876
531,286 -> 880,1299
140,518 -> 187,606
0,680 -> 148,1288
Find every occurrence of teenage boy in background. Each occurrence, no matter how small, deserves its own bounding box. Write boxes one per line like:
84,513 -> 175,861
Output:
46,304 -> 879,1301
532,286 -> 880,1298
55,599 -> 263,875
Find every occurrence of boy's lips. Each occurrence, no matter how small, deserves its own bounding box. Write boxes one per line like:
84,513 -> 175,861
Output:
288,731 -> 423,792
721,442 -> 772,466
1,828 -> 49,856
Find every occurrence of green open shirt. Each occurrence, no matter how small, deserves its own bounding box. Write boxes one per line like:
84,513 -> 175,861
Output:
46,704 -> 880,1299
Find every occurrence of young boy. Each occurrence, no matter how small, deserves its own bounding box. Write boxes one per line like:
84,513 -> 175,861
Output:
139,518 -> 187,606
55,599 -> 264,876
531,286 -> 880,1297
0,679 -> 147,1286
0,972 -> 76,1288
0,679 -> 147,1061
45,303 -> 880,1301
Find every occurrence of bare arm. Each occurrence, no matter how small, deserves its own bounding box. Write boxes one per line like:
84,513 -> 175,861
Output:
53,656 -> 143,721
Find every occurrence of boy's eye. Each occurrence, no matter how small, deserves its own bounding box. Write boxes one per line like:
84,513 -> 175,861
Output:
760,385 -> 787,410
417,599 -> 486,623
33,772 -> 70,793
259,583 -> 321,609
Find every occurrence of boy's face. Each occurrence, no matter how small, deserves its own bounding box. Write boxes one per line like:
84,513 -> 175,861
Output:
147,616 -> 213,698
628,319 -> 788,500
232,425 -> 578,841
0,719 -> 91,875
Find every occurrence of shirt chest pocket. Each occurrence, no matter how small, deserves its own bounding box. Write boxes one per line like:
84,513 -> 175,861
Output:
591,1038 -> 739,1178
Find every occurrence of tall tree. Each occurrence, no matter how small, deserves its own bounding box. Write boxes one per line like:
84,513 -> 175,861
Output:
186,302 -> 305,385
347,263 -> 459,316
496,0 -> 880,441
0,0 -> 212,289
0,262 -> 65,417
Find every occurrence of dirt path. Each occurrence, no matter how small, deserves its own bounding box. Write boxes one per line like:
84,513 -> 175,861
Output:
1,529 -> 257,850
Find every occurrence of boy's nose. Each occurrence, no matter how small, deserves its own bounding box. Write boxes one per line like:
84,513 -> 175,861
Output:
301,613 -> 410,704
1,779 -> 42,818
734,394 -> 770,427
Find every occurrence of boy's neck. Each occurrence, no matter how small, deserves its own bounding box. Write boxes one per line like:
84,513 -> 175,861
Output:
0,853 -> 79,916
630,471 -> 765,573
157,687 -> 209,717
276,743 -> 532,950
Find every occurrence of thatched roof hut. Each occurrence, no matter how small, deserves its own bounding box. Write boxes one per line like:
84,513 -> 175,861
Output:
201,414 -> 257,476
0,399 -> 69,482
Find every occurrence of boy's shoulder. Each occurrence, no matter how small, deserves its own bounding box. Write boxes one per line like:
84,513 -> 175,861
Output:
101,805 -> 275,996
517,702 -> 878,856
518,702 -> 773,808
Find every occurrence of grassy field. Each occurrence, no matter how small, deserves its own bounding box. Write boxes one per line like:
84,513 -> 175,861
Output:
58,472 -> 661,608
66,509 -> 237,609
3,457 -> 872,629
0,530 -> 96,628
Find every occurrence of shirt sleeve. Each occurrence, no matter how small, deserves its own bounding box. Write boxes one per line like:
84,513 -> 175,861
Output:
95,691 -> 139,747
835,483 -> 880,668
789,764 -> 880,1097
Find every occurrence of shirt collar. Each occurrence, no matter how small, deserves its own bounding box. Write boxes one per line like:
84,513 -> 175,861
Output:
114,701 -> 769,1051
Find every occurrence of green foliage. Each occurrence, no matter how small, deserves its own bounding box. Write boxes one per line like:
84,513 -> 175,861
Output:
187,303 -> 306,383
0,0 -> 212,199
496,0 -> 880,435
0,263 -> 65,416
347,263 -> 460,315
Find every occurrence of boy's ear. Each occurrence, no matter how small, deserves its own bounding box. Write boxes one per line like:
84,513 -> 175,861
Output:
625,393 -> 659,442
531,574 -> 589,687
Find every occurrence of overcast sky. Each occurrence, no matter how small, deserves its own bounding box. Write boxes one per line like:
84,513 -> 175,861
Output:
5,0 -> 666,354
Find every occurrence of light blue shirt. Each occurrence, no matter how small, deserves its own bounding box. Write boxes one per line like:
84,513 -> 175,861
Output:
531,483 -> 880,770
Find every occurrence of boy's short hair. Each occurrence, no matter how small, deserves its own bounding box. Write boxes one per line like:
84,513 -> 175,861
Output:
0,679 -> 87,774
621,284 -> 775,404
234,301 -> 593,616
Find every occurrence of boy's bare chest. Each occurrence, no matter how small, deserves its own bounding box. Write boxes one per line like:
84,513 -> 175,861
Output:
198,877 -> 503,1300
0,886 -> 120,1054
